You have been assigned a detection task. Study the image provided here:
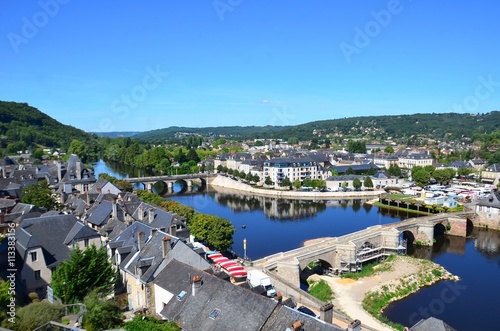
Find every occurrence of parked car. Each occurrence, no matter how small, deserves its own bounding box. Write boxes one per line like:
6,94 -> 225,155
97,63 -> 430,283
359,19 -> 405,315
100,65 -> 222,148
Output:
297,306 -> 317,317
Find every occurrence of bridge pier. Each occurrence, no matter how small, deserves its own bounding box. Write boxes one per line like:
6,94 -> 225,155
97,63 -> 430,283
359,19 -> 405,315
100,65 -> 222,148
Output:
276,259 -> 301,288
415,223 -> 434,246
167,181 -> 173,190
446,217 -> 467,237
144,182 -> 154,192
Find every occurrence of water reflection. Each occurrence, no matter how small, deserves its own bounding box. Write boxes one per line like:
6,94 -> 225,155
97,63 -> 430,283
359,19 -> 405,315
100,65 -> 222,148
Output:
200,193 -> 380,220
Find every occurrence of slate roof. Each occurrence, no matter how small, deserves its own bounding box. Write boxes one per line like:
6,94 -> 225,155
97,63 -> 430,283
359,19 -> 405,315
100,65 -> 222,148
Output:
411,317 -> 457,331
261,305 -> 344,331
326,175 -> 365,182
86,200 -> 113,226
331,164 -> 380,174
476,190 -> 500,208
156,259 -> 279,331
64,221 -> 100,245
16,214 -> 100,268
484,163 -> 500,172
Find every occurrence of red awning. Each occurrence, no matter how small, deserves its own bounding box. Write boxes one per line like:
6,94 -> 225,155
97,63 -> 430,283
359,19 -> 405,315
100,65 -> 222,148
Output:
225,265 -> 245,272
219,260 -> 238,268
212,257 -> 230,263
228,270 -> 247,277
208,253 -> 223,260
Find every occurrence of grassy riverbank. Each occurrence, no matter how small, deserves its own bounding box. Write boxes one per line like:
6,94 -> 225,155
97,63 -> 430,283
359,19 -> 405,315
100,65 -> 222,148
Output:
361,256 -> 459,330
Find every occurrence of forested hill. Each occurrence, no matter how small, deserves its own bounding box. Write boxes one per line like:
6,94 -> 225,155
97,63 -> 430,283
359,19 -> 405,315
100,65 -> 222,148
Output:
0,101 -> 95,150
269,112 -> 500,141
135,112 -> 500,142
134,125 -> 289,142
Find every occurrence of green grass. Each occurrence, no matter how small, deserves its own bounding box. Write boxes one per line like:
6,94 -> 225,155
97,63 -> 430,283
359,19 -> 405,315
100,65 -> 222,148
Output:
341,256 -> 394,280
308,279 -> 334,302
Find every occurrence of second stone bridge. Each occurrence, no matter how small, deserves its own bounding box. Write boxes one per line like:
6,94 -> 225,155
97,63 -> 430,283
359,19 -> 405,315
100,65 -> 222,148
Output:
253,211 -> 476,288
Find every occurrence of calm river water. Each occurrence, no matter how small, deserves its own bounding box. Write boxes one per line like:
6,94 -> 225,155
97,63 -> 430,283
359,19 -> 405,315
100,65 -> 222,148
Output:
93,160 -> 500,330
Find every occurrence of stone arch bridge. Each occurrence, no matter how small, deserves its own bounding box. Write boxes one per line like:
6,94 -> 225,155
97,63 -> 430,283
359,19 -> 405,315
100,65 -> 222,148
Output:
122,173 -> 217,193
254,212 -> 477,288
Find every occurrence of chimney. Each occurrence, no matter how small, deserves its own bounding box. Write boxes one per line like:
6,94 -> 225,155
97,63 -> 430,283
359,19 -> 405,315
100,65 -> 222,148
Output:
292,320 -> 302,331
76,161 -> 82,179
86,194 -> 90,206
148,208 -> 155,223
112,202 -> 118,219
138,206 -> 144,221
320,302 -> 333,324
57,162 -> 62,181
169,223 -> 177,236
162,235 -> 171,258
151,228 -> 158,236
138,232 -> 145,251
192,275 -> 202,296
275,292 -> 283,303
347,319 -> 362,331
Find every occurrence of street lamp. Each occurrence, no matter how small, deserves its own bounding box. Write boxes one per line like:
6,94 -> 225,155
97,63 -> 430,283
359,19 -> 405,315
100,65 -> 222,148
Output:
63,281 -> 66,304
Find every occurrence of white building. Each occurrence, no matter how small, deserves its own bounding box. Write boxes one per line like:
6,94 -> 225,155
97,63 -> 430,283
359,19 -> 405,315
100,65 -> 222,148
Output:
263,157 -> 327,186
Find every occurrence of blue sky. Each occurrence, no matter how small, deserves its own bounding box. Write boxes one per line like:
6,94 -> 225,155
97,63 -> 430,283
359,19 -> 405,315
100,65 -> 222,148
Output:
1,1 -> 499,132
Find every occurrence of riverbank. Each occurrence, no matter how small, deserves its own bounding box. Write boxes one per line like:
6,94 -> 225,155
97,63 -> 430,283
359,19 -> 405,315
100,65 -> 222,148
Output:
310,255 -> 458,330
210,175 -> 385,199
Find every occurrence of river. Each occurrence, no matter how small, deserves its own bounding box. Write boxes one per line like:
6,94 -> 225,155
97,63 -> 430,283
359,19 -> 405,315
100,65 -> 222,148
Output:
93,160 -> 500,330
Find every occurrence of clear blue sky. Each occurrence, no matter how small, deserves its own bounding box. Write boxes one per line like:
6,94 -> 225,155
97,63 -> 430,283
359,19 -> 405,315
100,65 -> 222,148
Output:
1,1 -> 499,133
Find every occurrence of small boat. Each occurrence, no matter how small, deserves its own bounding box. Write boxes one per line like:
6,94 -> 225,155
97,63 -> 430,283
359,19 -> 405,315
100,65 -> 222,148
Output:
225,265 -> 245,272
242,225 -> 246,229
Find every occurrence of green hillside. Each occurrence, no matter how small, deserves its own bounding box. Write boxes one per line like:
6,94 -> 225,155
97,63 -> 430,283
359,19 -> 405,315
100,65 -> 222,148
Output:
0,101 -> 96,151
134,111 -> 500,143
134,125 -> 288,142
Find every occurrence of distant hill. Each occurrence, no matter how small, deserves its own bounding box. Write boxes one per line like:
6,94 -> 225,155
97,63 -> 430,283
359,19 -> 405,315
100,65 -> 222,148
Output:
0,101 -> 96,149
134,112 -> 500,142
134,125 -> 289,142
91,131 -> 140,138
268,112 -> 500,141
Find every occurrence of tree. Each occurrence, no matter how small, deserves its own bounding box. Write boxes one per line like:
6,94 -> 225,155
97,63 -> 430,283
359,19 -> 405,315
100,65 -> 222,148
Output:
252,174 -> 260,183
293,179 -> 301,189
82,292 -> 123,331
384,145 -> 394,153
186,148 -> 200,163
174,148 -> 187,164
265,176 -> 273,185
125,315 -> 181,331
457,167 -> 473,177
288,137 -> 299,145
280,176 -> 292,187
32,148 -> 44,160
352,178 -> 362,190
433,168 -> 455,185
68,139 -> 89,163
413,169 -> 431,188
51,245 -> 116,304
345,166 -> 355,175
21,179 -> 58,210
347,140 -> 366,153
363,176 -> 374,189
14,301 -> 65,331
217,165 -> 224,173
188,213 -> 235,251
388,164 -> 402,177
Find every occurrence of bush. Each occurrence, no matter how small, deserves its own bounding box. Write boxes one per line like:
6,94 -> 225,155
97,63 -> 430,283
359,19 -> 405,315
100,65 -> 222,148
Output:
308,279 -> 334,302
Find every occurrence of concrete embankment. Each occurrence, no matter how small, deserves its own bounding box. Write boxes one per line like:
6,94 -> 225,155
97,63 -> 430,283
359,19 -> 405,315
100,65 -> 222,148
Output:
210,175 -> 385,199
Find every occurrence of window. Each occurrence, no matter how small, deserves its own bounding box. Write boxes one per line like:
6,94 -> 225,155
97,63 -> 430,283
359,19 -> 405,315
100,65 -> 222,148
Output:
84,238 -> 89,248
30,252 -> 37,262
209,308 -> 221,320
34,270 -> 41,280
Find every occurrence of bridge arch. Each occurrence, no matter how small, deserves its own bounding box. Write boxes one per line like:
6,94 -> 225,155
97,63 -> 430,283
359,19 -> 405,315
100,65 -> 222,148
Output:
151,181 -> 168,195
400,230 -> 416,245
466,218 -> 474,236
434,223 -> 447,236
